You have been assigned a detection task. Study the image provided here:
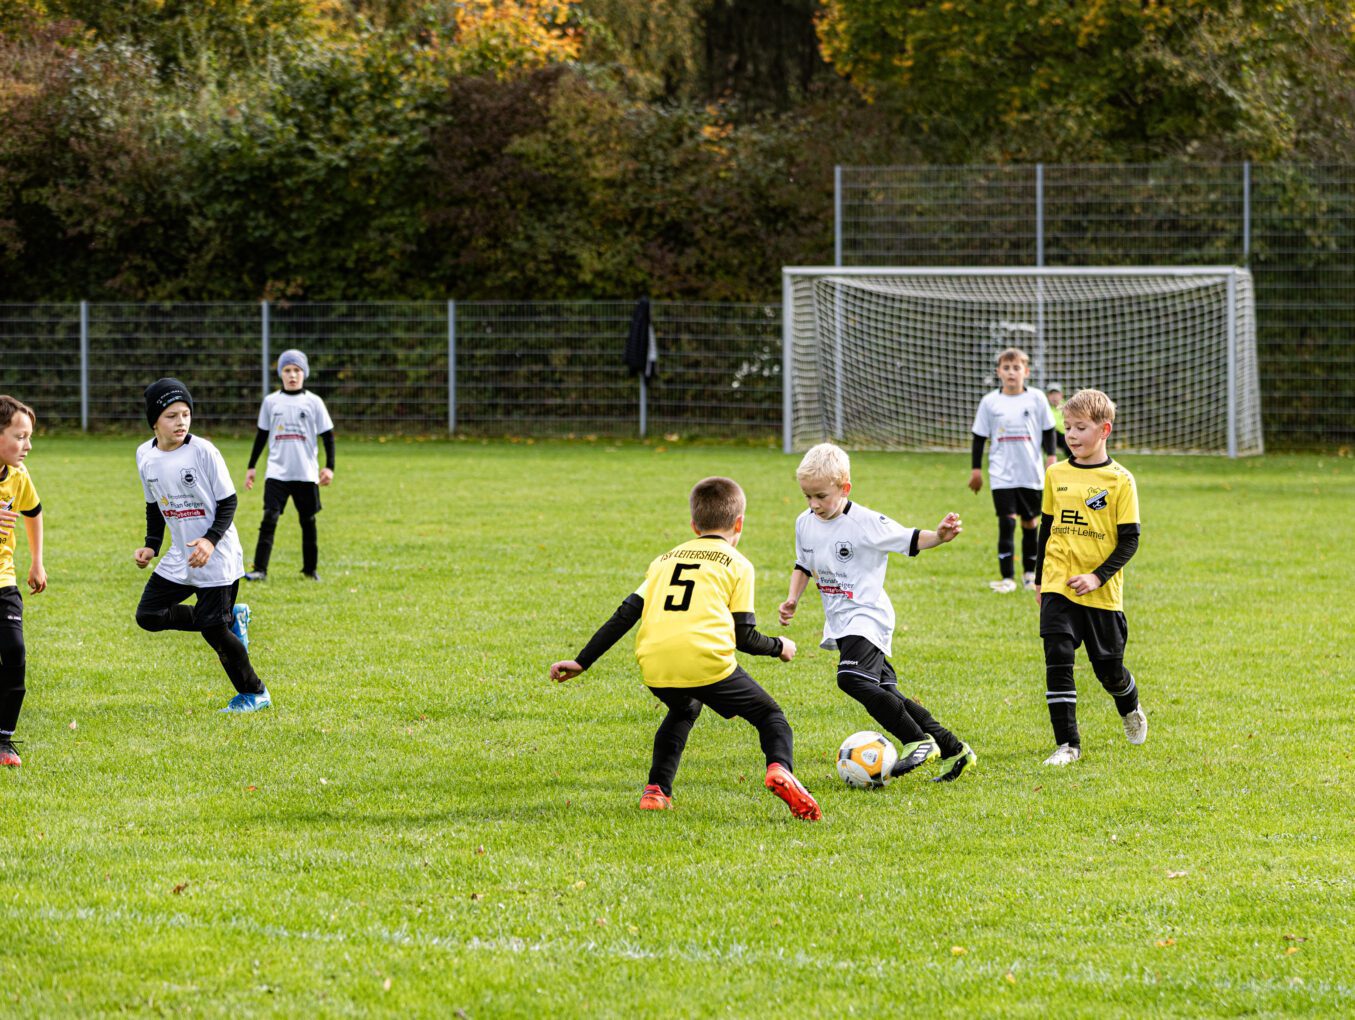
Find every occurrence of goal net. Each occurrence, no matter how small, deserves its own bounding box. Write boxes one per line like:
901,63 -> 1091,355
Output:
782,267 -> 1261,456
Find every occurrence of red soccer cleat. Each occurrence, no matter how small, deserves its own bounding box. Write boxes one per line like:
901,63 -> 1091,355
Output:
0,739 -> 21,768
765,763 -> 821,821
638,784 -> 672,810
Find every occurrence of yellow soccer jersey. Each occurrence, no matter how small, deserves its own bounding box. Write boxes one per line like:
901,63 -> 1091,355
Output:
632,536 -> 756,688
0,462 -> 40,589
1041,458 -> 1140,611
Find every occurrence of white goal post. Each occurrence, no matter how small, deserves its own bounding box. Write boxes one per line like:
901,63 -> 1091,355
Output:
782,266 -> 1262,457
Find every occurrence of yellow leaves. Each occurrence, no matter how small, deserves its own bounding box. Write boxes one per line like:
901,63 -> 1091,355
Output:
451,1 -> 582,79
951,945 -> 968,956
1155,938 -> 1176,947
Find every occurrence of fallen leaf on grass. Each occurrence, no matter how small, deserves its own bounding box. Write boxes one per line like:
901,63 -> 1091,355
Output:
1155,939 -> 1176,948
475,845 -> 486,855
470,893 -> 483,901
1004,972 -> 1016,985
595,917 -> 607,927
573,880 -> 586,889
951,946 -> 967,956
1285,947 -> 1300,955
382,978 -> 392,991
1167,871 -> 1188,879
1283,934 -> 1308,942
173,882 -> 189,895
68,720 -> 78,730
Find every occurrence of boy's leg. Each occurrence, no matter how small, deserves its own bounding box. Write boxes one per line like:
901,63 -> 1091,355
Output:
194,583 -> 266,697
881,659 -> 965,759
647,686 -> 703,797
837,637 -> 928,745
1040,594 -> 1083,750
251,480 -> 291,575
135,574 -> 198,632
996,515 -> 1017,580
1020,517 -> 1039,578
295,482 -> 321,577
0,588 -> 26,748
1086,609 -> 1144,741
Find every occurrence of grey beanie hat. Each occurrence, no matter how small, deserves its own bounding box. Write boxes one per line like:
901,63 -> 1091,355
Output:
278,349 -> 309,379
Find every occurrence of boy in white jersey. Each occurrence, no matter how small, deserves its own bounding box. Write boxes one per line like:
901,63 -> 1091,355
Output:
1035,389 -> 1146,765
0,396 -> 47,767
133,379 -> 271,713
244,349 -> 335,582
780,443 -> 978,782
968,347 -> 1056,593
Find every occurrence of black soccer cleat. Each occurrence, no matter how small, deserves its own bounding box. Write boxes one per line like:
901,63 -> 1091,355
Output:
890,737 -> 938,777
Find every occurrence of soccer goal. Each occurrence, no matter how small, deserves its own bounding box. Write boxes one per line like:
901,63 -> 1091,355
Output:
782,267 -> 1262,457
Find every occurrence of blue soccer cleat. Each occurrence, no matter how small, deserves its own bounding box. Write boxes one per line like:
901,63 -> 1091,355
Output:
230,603 -> 251,650
220,688 -> 271,713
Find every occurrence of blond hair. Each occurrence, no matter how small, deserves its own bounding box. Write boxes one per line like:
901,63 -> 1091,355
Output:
996,347 -> 1030,367
690,476 -> 746,532
1063,388 -> 1116,424
796,443 -> 851,486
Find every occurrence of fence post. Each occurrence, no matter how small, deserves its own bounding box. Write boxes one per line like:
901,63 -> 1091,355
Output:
834,165 -> 843,267
1034,164 -> 1047,386
447,299 -> 456,434
1242,161 -> 1251,261
1226,270 -> 1238,458
782,271 -> 794,453
639,375 -> 647,439
1035,163 -> 1045,267
79,300 -> 89,431
260,300 -> 270,399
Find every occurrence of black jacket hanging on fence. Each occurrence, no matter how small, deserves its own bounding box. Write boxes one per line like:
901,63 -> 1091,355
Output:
625,297 -> 658,381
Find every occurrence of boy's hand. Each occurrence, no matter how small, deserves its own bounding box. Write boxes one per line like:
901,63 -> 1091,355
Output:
186,537 -> 215,568
319,468 -> 334,487
967,469 -> 983,493
245,468 -> 256,490
778,637 -> 797,662
935,512 -> 963,543
27,563 -> 46,594
1066,573 -> 1102,596
134,547 -> 156,568
1034,584 -> 1041,607
778,599 -> 798,626
0,505 -> 15,538
549,660 -> 584,682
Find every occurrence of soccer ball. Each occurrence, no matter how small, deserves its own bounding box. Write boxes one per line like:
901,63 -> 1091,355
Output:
836,730 -> 897,788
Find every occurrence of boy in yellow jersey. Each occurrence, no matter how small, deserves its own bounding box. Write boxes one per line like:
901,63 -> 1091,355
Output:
549,477 -> 822,821
1035,389 -> 1147,766
0,396 -> 47,768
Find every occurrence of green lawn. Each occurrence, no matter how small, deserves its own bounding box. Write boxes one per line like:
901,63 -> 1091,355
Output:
3,436 -> 1352,1017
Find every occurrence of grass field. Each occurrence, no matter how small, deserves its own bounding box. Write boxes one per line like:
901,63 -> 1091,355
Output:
2,435 -> 1352,1017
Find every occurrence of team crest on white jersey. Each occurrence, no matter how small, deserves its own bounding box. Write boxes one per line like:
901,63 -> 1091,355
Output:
179,468 -> 197,487
835,541 -> 854,562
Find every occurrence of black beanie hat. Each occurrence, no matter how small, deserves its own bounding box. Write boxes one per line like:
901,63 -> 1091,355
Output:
144,378 -> 194,428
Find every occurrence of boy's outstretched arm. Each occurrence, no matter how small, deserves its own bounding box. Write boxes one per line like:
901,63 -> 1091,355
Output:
779,566 -> 812,625
23,509 -> 45,593
915,512 -> 963,550
549,593 -> 643,682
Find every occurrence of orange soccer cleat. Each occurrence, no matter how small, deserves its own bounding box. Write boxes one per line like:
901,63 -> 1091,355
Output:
638,784 -> 672,810
764,763 -> 821,821
0,739 -> 21,767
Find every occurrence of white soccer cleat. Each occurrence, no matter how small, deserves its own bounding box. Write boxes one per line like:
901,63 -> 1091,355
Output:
1022,571 -> 1037,591
989,578 -> 1018,593
1043,744 -> 1081,766
1122,707 -> 1148,745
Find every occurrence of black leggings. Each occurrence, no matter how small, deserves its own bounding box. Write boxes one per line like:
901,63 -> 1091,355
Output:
135,577 -> 264,695
0,587 -> 25,735
646,667 -> 793,797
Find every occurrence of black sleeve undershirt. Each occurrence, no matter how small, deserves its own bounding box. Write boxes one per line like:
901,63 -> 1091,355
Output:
971,433 -> 986,470
20,503 -> 41,517
144,501 -> 165,553
1034,513 -> 1053,585
247,428 -> 269,470
575,593 -> 644,670
1042,427 -> 1056,456
320,429 -> 335,471
1093,524 -> 1140,585
733,612 -> 783,658
204,493 -> 236,546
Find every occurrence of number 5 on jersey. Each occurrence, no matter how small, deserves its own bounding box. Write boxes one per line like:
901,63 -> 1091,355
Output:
664,563 -> 700,611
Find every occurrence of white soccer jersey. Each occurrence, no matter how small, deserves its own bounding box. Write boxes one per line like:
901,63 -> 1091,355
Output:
137,435 -> 245,587
794,501 -> 919,657
257,390 -> 334,483
972,388 -> 1055,490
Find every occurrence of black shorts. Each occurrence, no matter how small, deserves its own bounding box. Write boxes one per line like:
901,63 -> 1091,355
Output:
0,586 -> 23,645
992,487 -> 1042,520
263,478 -> 321,517
649,665 -> 782,719
1040,592 -> 1128,660
138,573 -> 240,630
834,634 -> 899,688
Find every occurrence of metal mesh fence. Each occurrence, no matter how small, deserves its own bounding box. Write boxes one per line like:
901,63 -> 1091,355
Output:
0,300 -> 782,439
839,163 -> 1355,446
